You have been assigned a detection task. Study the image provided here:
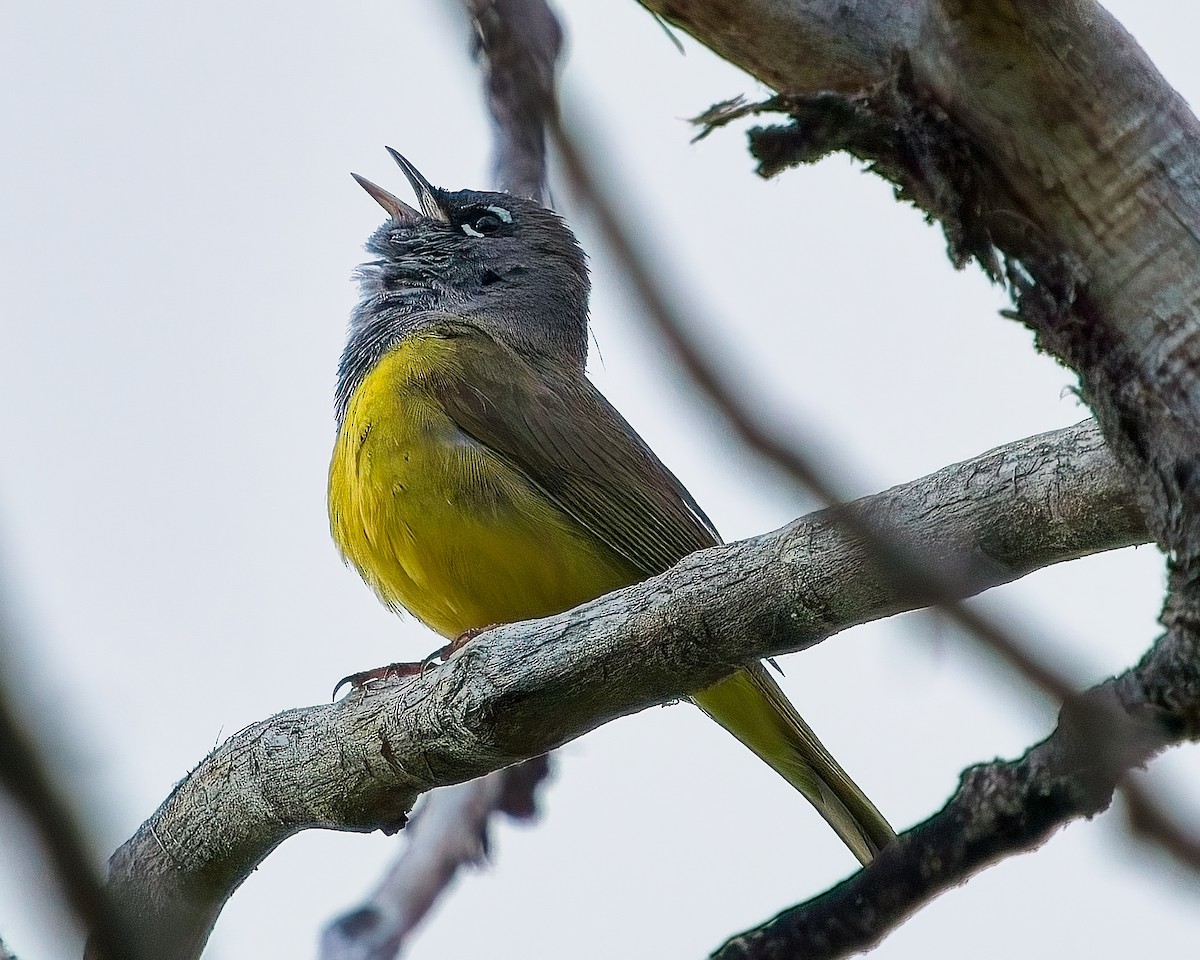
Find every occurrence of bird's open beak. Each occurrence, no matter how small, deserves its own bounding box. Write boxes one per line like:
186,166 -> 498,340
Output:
384,147 -> 449,222
351,173 -> 423,224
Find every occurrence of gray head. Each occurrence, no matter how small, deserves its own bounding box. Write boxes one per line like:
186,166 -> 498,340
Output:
336,148 -> 591,423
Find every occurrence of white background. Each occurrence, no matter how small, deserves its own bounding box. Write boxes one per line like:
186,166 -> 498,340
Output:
1,2 -> 1196,958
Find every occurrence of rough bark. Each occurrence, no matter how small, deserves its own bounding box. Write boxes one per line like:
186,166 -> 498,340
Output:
94,421 -> 1145,959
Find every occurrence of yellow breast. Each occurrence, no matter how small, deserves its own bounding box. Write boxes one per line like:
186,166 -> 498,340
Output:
328,335 -> 633,639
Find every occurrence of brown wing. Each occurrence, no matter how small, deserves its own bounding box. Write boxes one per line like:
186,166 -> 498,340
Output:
432,328 -> 720,576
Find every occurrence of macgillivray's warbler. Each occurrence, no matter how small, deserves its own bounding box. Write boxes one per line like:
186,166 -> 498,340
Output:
328,148 -> 895,864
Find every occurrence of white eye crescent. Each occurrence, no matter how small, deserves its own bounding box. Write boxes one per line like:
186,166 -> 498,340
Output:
461,205 -> 511,238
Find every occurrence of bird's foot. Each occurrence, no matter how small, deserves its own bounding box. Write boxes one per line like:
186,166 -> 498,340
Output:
406,634 -> 484,676
332,660 -> 426,700
412,625 -> 497,673
443,623 -> 498,659
332,626 -> 499,700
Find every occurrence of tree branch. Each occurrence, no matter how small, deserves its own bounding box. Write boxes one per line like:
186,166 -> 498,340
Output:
95,420 -> 1145,959
634,1 -> 1200,953
641,0 -> 1200,687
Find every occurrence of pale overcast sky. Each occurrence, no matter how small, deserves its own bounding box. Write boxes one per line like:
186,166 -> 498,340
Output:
1,2 -> 1197,958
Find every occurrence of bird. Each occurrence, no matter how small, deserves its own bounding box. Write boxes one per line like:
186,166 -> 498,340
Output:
328,148 -> 896,865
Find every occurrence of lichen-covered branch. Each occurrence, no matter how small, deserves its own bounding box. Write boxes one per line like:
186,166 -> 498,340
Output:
93,420 -> 1145,959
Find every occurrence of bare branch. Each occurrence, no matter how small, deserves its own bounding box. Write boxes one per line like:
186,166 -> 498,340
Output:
97,420 -> 1146,959
710,671 -> 1169,960
709,593 -> 1197,960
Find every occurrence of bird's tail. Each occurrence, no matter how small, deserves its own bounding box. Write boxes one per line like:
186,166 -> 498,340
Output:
691,663 -> 895,865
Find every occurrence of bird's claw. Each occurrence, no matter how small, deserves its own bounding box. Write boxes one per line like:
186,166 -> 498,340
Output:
331,660 -> 426,701
332,625 -> 499,700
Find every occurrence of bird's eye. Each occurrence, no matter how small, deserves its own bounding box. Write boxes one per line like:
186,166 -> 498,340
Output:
460,204 -> 512,238
466,214 -> 502,236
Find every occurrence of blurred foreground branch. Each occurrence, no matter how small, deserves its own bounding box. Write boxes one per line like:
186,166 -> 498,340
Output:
0,599 -> 139,960
94,420 -> 1148,959
468,0 -> 560,201
1121,779 -> 1200,875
